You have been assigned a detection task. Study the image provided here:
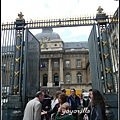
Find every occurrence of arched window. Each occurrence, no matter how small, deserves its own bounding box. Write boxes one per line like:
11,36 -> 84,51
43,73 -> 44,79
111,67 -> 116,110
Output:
54,73 -> 59,86
77,73 -> 82,83
43,74 -> 48,86
65,74 -> 71,83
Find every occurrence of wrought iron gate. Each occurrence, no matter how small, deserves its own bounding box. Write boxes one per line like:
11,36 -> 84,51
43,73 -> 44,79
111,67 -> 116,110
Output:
1,6 -> 118,120
88,11 -> 118,119
22,29 -> 40,108
2,18 -> 40,120
88,24 -> 103,93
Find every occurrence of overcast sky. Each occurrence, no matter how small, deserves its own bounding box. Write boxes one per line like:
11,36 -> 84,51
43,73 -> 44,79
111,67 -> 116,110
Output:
1,0 -> 119,42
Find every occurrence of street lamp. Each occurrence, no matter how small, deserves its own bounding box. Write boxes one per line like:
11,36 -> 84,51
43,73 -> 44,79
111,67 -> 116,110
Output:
68,79 -> 70,89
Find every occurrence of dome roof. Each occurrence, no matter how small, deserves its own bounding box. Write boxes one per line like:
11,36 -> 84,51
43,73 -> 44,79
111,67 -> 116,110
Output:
35,28 -> 60,41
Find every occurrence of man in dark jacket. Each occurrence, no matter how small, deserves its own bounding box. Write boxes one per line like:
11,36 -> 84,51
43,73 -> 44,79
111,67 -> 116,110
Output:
68,88 -> 81,120
41,89 -> 51,120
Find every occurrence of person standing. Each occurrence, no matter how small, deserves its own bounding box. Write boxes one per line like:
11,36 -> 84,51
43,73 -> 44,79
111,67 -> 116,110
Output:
78,94 -> 83,107
23,91 -> 44,120
41,89 -> 51,120
89,89 -> 107,120
51,91 -> 61,109
43,93 -> 67,120
68,88 -> 81,120
78,94 -> 84,120
51,91 -> 61,119
86,89 -> 93,120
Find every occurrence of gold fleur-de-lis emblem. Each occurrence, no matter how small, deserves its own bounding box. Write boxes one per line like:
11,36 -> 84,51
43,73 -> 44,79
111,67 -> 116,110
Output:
103,54 -> 109,59
101,29 -> 106,33
15,58 -> 20,63
107,83 -> 113,88
17,34 -> 22,38
102,41 -> 107,46
16,45 -> 21,50
14,85 -> 18,90
105,67 -> 111,74
16,12 -> 24,20
14,71 -> 19,76
97,6 -> 104,14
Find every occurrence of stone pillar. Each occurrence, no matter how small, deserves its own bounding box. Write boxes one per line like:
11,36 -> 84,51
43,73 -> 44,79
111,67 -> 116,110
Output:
59,58 -> 64,85
47,58 -> 53,87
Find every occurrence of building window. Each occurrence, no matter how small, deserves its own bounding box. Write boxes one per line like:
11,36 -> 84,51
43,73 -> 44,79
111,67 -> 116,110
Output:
65,60 -> 70,67
41,62 -> 47,68
43,74 -> 48,86
54,73 -> 59,86
54,44 -> 57,46
76,60 -> 81,67
77,73 -> 82,83
54,62 -> 58,68
65,74 -> 71,83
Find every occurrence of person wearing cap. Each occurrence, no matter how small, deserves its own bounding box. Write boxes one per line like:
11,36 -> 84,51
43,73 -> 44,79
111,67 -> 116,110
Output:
23,91 -> 44,120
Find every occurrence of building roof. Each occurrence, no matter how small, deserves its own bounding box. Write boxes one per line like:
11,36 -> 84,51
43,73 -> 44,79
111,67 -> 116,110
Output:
35,28 -> 61,41
64,42 -> 88,49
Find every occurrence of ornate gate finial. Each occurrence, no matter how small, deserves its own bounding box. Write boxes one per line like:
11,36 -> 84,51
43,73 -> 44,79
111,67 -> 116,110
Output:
97,6 -> 104,14
16,12 -> 24,20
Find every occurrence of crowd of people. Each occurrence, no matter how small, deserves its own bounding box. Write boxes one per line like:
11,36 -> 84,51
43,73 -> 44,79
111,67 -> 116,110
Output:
23,88 -> 108,120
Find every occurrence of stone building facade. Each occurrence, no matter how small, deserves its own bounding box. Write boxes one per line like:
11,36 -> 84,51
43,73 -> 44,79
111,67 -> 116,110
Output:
35,28 -> 91,92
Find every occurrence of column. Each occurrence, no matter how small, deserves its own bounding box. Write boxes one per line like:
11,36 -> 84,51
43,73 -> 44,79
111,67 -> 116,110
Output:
14,32 -> 21,94
101,28 -> 115,92
47,58 -> 53,87
59,58 -> 64,85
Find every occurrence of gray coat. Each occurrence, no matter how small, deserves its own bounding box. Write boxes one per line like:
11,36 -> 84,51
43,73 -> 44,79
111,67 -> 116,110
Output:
23,97 -> 42,120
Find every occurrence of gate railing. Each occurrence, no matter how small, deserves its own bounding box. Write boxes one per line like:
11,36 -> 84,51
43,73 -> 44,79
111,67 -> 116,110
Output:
88,7 -> 118,119
2,13 -> 118,30
1,29 -> 16,100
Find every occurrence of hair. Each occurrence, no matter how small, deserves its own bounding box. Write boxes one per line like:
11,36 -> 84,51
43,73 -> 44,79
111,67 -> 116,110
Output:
61,89 -> 66,93
89,89 -> 93,92
61,102 -> 71,110
70,88 -> 76,92
42,89 -> 46,93
92,89 -> 106,119
35,91 -> 43,97
54,91 -> 61,102
79,94 -> 83,98
59,93 -> 67,104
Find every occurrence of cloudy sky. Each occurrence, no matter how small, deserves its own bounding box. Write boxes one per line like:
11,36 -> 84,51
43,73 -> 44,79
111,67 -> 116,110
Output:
1,0 -> 118,42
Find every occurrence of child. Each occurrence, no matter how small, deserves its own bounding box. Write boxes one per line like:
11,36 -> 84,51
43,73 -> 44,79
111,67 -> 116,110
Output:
56,102 -> 74,120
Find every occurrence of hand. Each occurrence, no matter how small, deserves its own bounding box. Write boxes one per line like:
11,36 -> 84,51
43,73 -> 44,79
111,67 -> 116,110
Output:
78,112 -> 81,116
41,110 -> 47,115
41,112 -> 45,115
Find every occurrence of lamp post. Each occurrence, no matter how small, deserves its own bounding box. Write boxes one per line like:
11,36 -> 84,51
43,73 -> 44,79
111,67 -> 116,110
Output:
68,79 -> 70,89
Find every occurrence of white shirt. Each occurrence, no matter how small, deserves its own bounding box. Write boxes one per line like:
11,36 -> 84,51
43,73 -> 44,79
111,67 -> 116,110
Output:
51,98 -> 59,109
